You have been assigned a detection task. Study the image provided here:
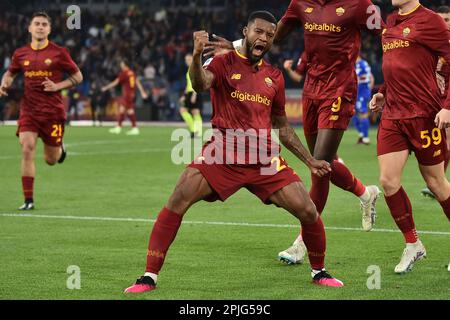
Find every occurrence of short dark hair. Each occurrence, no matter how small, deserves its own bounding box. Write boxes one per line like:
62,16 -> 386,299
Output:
437,6 -> 450,14
248,10 -> 277,26
30,11 -> 52,25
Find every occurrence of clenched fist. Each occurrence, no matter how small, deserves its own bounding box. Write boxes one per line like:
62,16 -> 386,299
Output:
193,30 -> 209,57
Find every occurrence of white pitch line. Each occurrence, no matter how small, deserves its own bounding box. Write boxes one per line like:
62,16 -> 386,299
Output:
1,213 -> 449,236
0,148 -> 172,159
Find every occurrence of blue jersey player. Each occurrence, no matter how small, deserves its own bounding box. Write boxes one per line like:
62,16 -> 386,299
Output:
353,55 -> 374,145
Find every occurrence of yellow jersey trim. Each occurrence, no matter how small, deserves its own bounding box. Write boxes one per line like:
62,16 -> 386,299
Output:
234,49 -> 263,67
399,3 -> 421,16
31,39 -> 49,51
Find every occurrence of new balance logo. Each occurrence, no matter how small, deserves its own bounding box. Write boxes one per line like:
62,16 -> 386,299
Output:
433,150 -> 442,157
330,115 -> 339,121
231,73 -> 242,80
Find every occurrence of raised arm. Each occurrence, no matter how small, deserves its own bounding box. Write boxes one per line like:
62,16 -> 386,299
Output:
272,114 -> 331,177
189,30 -> 215,92
274,19 -> 296,45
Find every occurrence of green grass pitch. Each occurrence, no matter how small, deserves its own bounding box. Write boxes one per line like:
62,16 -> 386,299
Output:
0,125 -> 448,300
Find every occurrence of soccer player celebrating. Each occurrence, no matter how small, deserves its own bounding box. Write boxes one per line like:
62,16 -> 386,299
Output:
370,0 -> 450,273
353,55 -> 374,145
421,5 -> 450,199
179,53 -> 203,138
102,58 -> 148,135
205,0 -> 384,265
0,12 -> 83,210
124,11 -> 344,293
273,0 -> 384,264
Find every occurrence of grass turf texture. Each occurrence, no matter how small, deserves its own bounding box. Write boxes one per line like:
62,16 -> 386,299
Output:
0,125 -> 448,300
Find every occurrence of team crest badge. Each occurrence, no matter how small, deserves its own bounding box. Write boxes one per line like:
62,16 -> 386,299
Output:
305,7 -> 314,14
403,27 -> 411,37
44,58 -> 52,66
336,7 -> 345,16
23,60 -> 30,66
264,77 -> 273,87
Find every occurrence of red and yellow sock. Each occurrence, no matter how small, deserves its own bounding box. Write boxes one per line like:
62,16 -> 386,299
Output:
385,187 -> 417,243
145,207 -> 183,274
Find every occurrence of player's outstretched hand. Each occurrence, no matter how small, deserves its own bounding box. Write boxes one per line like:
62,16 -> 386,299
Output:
283,60 -> 294,71
369,93 -> 385,112
308,159 -> 332,177
42,77 -> 59,92
435,109 -> 450,129
203,34 -> 234,58
193,30 -> 210,57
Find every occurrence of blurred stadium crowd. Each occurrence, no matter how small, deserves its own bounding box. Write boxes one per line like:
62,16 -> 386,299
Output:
0,0 -> 446,122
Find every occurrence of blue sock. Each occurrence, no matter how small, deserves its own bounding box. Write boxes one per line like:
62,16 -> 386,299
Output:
352,115 -> 361,136
360,118 -> 370,139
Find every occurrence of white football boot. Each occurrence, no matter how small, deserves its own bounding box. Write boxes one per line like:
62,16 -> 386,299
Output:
126,127 -> 140,135
394,240 -> 427,274
109,126 -> 122,134
361,185 -> 381,231
278,238 -> 307,265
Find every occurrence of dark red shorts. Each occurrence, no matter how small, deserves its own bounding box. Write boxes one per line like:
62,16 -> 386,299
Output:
377,118 -> 446,166
302,96 -> 355,136
120,95 -> 135,109
188,156 -> 301,204
17,114 -> 65,147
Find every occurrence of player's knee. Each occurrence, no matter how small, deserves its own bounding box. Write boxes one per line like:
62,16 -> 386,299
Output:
21,143 -> 35,159
379,175 -> 400,195
127,109 -> 134,115
299,201 -> 318,224
424,175 -> 443,195
44,156 -> 58,166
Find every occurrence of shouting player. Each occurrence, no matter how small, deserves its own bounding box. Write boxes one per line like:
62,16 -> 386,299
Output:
205,0 -> 384,265
124,11 -> 344,293
0,12 -> 83,210
421,5 -> 450,198
370,0 -> 450,273
102,58 -> 148,135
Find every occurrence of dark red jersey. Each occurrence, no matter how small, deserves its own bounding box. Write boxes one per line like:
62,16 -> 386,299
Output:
281,0 -> 383,102
381,5 -> 450,120
8,40 -> 79,119
204,50 -> 286,165
295,52 -> 308,76
438,57 -> 450,99
118,69 -> 136,100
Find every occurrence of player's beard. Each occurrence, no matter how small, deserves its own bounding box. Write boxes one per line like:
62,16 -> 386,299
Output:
245,39 -> 266,65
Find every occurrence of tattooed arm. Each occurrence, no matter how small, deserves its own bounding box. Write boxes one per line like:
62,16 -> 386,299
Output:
189,30 -> 215,92
272,114 -> 331,177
